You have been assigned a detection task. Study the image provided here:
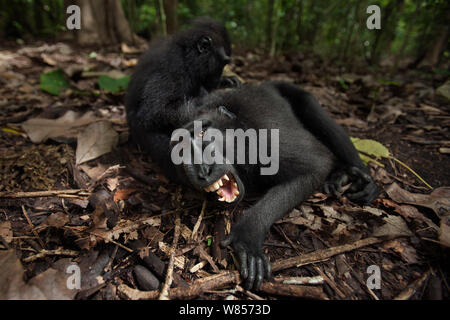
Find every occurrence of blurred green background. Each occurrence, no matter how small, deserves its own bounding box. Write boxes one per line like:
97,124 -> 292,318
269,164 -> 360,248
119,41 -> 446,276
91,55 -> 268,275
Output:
0,0 -> 448,67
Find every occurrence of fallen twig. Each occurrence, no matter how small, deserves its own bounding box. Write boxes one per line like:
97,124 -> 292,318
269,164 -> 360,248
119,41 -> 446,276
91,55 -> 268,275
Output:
0,189 -> 90,198
191,200 -> 207,241
118,270 -> 327,300
159,212 -> 181,300
21,205 -> 45,249
22,248 -> 79,263
274,275 -> 324,285
119,271 -> 240,300
259,281 -> 327,299
272,237 -> 386,272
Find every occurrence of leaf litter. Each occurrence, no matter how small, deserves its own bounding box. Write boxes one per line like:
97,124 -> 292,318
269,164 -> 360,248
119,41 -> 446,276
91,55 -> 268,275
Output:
0,43 -> 449,300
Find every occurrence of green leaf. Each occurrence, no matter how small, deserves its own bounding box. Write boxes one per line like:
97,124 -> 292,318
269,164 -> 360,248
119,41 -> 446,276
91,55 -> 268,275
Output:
98,75 -> 130,93
351,137 -> 390,160
358,153 -> 385,167
338,78 -> 349,90
377,78 -> 400,86
40,69 -> 70,95
207,237 -> 212,247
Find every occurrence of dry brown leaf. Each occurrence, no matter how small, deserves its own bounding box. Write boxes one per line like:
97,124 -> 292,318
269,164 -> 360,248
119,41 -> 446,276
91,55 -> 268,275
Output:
76,121 -> 118,164
43,212 -> 70,228
93,216 -> 161,242
381,199 -> 439,231
79,163 -> 108,181
0,221 -> 13,244
386,183 -> 450,217
0,250 -> 77,300
373,215 -> 413,238
113,189 -> 137,202
383,239 -> 418,264
21,111 -> 97,143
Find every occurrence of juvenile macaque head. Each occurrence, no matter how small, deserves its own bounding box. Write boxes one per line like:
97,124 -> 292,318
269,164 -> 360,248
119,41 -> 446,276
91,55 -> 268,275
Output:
175,17 -> 232,91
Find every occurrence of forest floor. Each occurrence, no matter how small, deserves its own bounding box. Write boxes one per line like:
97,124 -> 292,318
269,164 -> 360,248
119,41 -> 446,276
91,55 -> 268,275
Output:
0,42 -> 449,300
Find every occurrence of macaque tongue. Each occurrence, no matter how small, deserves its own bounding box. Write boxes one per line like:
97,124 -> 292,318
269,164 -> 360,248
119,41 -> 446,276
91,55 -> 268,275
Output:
216,175 -> 239,202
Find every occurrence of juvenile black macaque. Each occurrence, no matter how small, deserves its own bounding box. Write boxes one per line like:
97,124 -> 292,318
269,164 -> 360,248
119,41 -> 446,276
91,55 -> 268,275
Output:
125,17 -> 239,146
166,81 -> 379,290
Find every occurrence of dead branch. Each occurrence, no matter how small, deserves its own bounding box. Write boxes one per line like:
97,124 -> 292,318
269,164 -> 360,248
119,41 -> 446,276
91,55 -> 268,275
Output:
259,282 -> 327,299
119,271 -> 240,300
274,275 -> 324,285
119,270 -> 328,300
21,205 -> 45,249
272,237 -> 385,272
191,200 -> 207,241
159,212 -> 181,300
22,248 -> 79,263
0,189 -> 91,199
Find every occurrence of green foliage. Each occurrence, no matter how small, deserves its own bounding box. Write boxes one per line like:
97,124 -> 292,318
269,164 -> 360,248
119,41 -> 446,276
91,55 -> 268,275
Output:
2,0 -> 448,67
40,69 -> 70,95
98,75 -> 131,93
350,137 -> 433,189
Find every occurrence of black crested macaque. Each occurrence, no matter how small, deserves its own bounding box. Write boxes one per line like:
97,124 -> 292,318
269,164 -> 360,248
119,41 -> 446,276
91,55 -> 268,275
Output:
125,17 -> 240,147
165,81 -> 379,290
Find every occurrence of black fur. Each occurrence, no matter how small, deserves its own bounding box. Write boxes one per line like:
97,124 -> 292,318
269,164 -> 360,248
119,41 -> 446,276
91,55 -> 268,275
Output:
162,81 -> 379,290
125,17 -> 237,148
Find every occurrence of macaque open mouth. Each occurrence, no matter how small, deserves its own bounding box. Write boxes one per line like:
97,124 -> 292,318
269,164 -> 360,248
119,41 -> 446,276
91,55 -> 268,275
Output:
203,172 -> 240,203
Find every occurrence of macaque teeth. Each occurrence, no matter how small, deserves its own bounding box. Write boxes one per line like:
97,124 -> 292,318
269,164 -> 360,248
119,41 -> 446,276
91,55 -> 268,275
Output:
213,182 -> 220,190
226,196 -> 236,203
233,182 -> 237,187
218,179 -> 224,187
218,197 -> 225,202
233,190 -> 240,196
223,174 -> 230,181
203,187 -> 210,193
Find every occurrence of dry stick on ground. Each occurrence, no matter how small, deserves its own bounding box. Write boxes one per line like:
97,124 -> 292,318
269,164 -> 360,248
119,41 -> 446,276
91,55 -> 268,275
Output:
235,285 -> 265,300
394,269 -> 432,300
351,269 -> 380,300
272,237 -> 387,272
191,200 -> 207,241
159,212 -> 181,300
21,205 -> 45,249
314,266 -> 346,299
22,248 -> 79,263
119,271 -> 326,300
119,271 -> 240,300
119,237 -> 387,300
0,189 -> 91,198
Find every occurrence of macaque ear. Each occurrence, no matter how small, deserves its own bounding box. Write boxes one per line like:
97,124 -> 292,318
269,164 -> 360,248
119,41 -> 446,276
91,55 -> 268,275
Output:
197,36 -> 212,53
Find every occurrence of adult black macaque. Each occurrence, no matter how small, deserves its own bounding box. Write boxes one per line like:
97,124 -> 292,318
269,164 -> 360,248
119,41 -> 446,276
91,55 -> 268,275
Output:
166,81 -> 379,290
125,17 -> 240,147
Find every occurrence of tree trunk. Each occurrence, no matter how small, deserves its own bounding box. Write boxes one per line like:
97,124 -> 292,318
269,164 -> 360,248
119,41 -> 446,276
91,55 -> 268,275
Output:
163,0 -> 178,34
266,0 -> 275,52
370,0 -> 404,65
67,0 -> 139,46
419,12 -> 450,68
296,0 -> 303,45
394,1 -> 419,69
269,0 -> 281,57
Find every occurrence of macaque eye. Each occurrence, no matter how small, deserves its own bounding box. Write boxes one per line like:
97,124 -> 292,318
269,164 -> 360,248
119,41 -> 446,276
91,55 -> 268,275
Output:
199,130 -> 206,137
197,36 -> 212,53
